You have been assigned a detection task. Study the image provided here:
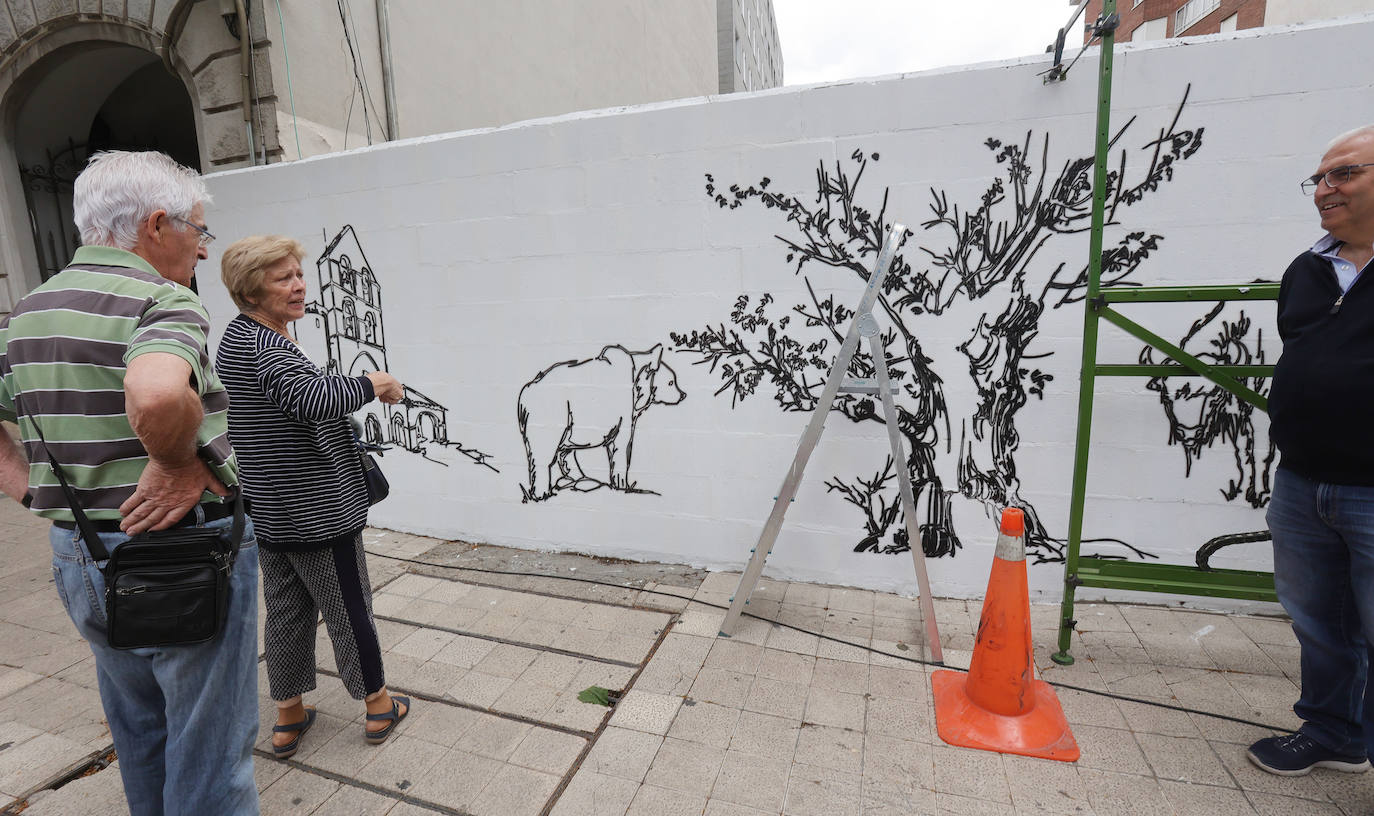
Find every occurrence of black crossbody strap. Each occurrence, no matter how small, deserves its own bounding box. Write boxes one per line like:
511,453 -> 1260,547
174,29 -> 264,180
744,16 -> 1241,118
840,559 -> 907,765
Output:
28,416 -> 111,559
26,410 -> 242,560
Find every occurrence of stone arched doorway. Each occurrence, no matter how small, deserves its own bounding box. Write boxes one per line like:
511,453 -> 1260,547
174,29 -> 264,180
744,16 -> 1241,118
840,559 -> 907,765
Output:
12,42 -> 199,281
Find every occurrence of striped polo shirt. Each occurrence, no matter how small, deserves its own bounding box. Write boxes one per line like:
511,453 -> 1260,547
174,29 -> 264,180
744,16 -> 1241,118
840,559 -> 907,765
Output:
0,246 -> 238,522
215,314 -> 373,550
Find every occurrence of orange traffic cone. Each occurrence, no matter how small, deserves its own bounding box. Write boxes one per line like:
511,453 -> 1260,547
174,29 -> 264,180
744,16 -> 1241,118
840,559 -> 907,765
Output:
932,508 -> 1079,761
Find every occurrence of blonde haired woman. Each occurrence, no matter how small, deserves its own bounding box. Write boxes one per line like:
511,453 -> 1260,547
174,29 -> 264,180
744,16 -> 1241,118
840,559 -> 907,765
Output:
216,235 -> 410,758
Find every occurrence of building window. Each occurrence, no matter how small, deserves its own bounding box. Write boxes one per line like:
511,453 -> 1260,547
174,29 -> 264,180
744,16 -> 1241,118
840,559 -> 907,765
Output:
1218,12 -> 1238,32
1174,0 -> 1221,34
1136,17 -> 1168,41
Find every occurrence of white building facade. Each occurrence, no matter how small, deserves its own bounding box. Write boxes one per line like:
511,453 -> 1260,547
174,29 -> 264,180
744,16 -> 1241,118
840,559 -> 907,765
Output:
0,0 -> 782,310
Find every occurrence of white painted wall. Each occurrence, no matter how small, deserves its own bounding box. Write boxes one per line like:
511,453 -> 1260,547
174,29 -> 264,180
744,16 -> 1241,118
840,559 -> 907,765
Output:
198,17 -> 1374,607
1265,0 -> 1374,25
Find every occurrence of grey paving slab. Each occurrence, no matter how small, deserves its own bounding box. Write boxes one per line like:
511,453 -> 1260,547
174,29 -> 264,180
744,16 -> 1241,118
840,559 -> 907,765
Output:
508,725 -> 586,775
608,688 -> 683,735
19,757 -> 125,816
667,698 -> 742,750
711,749 -> 790,812
861,776 -> 938,816
643,735 -> 727,795
743,675 -> 808,720
1002,754 -> 1090,814
728,710 -> 800,762
0,490 -> 1366,816
468,762 -> 561,816
932,747 -> 1012,804
257,768 -> 342,815
0,731 -> 95,799
689,667 -> 754,709
549,769 -> 640,816
803,686 -> 866,730
1157,778 -> 1256,816
863,732 -> 934,790
353,733 -> 447,795
784,761 -> 862,816
582,725 -> 664,782
1078,768 -> 1175,816
1247,790 -> 1344,815
794,722 -> 863,775
1135,732 -> 1235,786
625,783 -> 708,816
406,748 -> 501,810
309,784 -> 402,815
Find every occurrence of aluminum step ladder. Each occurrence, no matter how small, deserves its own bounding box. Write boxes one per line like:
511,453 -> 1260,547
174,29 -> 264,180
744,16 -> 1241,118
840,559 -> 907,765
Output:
717,224 -> 943,664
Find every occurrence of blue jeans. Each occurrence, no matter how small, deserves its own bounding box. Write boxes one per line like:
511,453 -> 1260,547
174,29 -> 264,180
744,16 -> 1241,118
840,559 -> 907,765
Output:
1268,467 -> 1374,758
50,514 -> 261,816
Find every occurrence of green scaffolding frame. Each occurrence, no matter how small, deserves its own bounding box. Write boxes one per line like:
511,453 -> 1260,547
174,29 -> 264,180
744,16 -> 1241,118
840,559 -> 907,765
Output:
1049,0 -> 1278,666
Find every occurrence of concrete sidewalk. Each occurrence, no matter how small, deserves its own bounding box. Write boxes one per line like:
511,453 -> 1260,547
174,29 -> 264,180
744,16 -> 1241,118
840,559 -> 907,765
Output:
0,496 -> 1369,815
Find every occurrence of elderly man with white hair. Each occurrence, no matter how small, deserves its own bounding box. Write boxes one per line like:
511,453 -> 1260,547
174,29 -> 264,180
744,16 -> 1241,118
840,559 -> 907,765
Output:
0,151 -> 260,815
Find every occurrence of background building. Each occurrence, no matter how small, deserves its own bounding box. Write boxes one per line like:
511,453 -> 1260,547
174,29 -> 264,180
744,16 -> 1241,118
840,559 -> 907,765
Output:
1081,0 -> 1374,41
0,0 -> 782,310
720,0 -> 783,92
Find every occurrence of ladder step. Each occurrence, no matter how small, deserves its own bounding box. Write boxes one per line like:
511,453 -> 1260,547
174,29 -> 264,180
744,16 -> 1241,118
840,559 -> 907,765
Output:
839,377 -> 899,395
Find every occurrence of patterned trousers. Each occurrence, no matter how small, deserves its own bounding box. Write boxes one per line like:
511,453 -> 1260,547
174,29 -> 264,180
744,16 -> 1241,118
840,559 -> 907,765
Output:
259,533 -> 386,701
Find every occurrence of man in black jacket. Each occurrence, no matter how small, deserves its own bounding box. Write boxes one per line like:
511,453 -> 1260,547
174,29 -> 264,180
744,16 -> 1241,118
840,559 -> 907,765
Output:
1249,125 -> 1374,776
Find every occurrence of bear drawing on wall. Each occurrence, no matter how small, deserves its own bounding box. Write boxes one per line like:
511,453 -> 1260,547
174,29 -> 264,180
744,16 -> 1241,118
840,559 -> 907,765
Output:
518,344 -> 686,502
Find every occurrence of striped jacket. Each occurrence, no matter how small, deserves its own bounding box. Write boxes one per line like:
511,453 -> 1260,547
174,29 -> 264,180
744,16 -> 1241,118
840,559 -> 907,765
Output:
215,314 -> 375,550
0,246 -> 237,521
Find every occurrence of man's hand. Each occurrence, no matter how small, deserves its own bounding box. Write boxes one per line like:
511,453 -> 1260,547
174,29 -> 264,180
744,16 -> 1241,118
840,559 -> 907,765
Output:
366,371 -> 405,405
118,458 -> 229,534
123,352 -> 216,533
0,422 -> 29,503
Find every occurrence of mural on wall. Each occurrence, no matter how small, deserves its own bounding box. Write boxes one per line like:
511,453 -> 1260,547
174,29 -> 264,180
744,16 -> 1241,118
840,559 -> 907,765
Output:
305,225 -> 498,471
670,87 -> 1262,564
517,344 -> 685,501
1142,303 -> 1274,508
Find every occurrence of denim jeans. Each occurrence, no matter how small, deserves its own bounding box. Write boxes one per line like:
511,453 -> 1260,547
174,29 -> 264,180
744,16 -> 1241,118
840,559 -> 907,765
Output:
50,513 -> 261,816
1268,467 -> 1374,758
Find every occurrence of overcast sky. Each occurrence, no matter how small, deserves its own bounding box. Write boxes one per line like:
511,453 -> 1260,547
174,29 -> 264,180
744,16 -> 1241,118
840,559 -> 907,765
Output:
774,0 -> 1079,85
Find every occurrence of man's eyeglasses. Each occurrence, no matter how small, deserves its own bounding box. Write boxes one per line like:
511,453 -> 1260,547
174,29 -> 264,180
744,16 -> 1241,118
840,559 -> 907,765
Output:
172,216 -> 216,247
1300,163 -> 1374,195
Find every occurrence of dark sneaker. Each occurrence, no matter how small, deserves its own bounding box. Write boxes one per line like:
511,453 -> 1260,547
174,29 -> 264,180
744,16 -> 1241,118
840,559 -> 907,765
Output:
1247,733 -> 1370,776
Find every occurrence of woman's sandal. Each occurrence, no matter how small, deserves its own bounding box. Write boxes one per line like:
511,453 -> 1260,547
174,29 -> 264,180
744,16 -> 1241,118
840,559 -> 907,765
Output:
272,706 -> 317,759
364,695 -> 410,745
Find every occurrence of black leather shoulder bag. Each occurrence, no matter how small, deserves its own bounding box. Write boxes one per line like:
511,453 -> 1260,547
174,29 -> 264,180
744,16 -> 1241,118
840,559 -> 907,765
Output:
32,419 -> 244,650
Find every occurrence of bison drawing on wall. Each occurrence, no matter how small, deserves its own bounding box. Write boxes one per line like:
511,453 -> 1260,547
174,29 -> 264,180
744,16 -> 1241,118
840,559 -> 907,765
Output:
518,344 -> 686,501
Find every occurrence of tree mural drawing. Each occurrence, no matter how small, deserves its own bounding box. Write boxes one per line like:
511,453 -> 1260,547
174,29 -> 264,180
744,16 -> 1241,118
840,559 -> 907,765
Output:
1141,303 -> 1275,509
672,87 -> 1214,564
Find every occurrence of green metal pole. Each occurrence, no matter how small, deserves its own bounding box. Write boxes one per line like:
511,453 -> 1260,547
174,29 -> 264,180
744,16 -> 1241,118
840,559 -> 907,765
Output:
1053,0 -> 1117,666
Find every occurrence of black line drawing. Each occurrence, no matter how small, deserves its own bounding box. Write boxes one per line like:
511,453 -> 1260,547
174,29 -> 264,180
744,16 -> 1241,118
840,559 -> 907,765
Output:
305,225 -> 497,471
517,344 -> 685,502
672,88 -> 1218,563
1142,302 -> 1275,508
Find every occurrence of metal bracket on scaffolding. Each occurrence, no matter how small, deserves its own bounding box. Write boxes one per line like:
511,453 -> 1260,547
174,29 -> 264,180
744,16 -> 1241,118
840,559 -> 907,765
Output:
717,225 -> 944,665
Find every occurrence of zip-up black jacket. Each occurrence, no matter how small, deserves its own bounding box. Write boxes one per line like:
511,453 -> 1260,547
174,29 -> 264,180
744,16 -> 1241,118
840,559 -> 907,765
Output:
1269,250 -> 1374,485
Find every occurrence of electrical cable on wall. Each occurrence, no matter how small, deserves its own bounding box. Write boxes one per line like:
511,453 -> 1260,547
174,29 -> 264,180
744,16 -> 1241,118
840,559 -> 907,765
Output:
344,0 -> 387,137
246,24 -> 268,164
274,0 -> 303,159
363,548 -> 1298,735
336,0 -> 386,148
